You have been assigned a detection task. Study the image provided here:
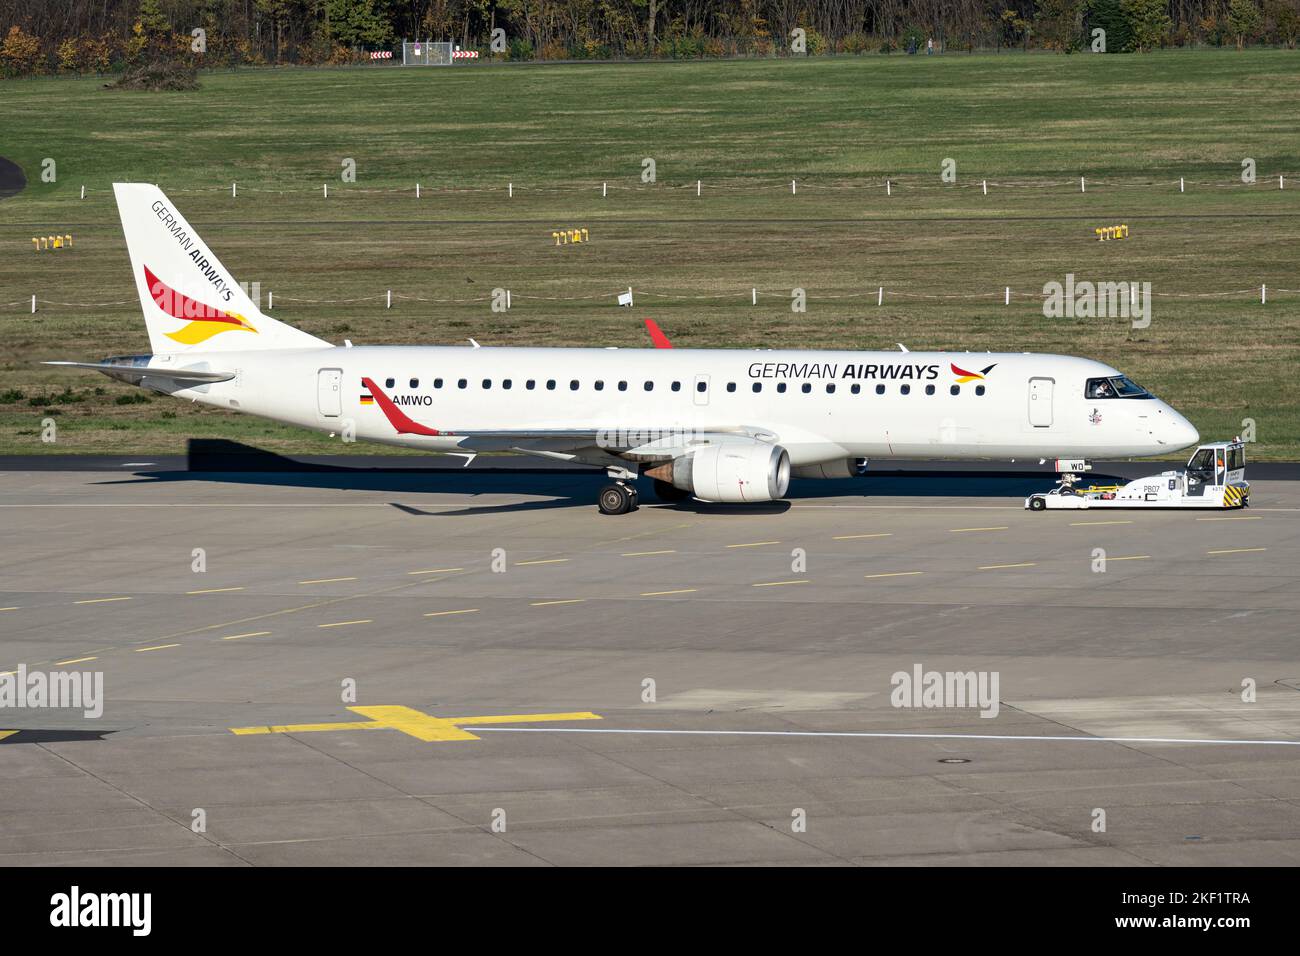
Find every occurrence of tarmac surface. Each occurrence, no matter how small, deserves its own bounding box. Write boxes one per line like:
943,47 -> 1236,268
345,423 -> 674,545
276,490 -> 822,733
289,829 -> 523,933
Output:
1,454 -> 1298,866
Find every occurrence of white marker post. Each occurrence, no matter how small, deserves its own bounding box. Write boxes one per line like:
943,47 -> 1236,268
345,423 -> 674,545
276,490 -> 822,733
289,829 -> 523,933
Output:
506,290 -> 511,309
982,180 -> 987,195
232,182 -> 237,198
509,182 -> 513,198
387,290 -> 392,309
877,286 -> 883,306
1180,177 -> 1184,193
791,180 -> 796,195
323,183 -> 328,199
696,180 -> 701,197
752,288 -> 757,305
886,180 -> 892,197
416,183 -> 420,198
31,294 -> 36,313
1262,284 -> 1267,305
80,185 -> 85,199
1281,175 -> 1285,190
1005,286 -> 1010,305
1080,177 -> 1086,193
602,182 -> 607,198
268,292 -> 273,310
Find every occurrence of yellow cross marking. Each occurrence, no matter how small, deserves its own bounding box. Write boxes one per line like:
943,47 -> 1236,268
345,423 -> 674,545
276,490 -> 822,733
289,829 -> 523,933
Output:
230,705 -> 600,742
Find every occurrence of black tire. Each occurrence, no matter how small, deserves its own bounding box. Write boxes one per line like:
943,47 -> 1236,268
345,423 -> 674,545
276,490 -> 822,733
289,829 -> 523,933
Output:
598,483 -> 632,515
652,478 -> 689,503
1029,497 -> 1047,512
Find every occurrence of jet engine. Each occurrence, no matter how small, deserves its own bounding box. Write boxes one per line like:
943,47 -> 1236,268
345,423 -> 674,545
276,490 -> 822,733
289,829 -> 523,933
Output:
645,442 -> 790,503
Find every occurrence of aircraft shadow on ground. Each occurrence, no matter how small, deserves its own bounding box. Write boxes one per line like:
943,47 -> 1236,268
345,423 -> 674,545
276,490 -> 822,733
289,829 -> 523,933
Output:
92,439 -> 1094,513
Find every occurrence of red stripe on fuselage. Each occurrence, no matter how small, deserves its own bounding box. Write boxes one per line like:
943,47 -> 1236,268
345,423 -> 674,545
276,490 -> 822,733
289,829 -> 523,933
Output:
361,377 -> 444,437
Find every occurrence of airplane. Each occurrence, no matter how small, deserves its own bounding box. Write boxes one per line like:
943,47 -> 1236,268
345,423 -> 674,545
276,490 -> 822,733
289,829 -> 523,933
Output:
46,183 -> 1200,515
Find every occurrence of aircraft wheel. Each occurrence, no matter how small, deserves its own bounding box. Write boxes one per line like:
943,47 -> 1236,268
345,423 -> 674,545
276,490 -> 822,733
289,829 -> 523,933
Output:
653,479 -> 689,503
598,483 -> 633,515
1029,497 -> 1047,512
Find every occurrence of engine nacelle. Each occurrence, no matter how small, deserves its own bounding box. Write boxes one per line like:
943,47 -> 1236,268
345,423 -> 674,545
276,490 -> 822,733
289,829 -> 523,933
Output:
791,458 -> 867,480
647,443 -> 790,503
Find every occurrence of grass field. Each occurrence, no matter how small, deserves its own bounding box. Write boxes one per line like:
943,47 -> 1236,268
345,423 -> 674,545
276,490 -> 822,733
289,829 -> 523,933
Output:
1,50 -> 1298,457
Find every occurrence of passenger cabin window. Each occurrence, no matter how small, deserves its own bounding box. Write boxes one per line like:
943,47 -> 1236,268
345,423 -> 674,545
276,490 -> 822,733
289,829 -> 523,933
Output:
777,383 -> 787,393
410,378 -> 419,388
385,378 -> 395,389
644,381 -> 654,391
826,384 -> 836,394
434,378 -> 443,389
503,379 -> 512,389
851,384 -> 861,394
950,385 -> 960,395
726,383 -> 736,393
900,384 -> 911,395
671,382 -> 681,392
975,385 -> 985,396
875,384 -> 885,395
482,379 -> 491,389
752,383 -> 762,393
1085,375 -> 1151,399
526,380 -> 536,390
570,380 -> 579,390
925,384 -> 935,395
696,381 -> 707,393
546,380 -> 556,390
594,380 -> 604,391
457,378 -> 467,389
801,383 -> 812,394
618,381 -> 628,391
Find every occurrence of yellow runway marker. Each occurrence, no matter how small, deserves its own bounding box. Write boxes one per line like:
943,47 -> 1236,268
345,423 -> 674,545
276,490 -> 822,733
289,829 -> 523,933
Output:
1069,520 -> 1133,526
833,533 -> 893,540
726,541 -> 780,549
135,644 -> 180,652
950,527 -> 1008,533
298,577 -> 357,585
424,608 -> 479,617
186,587 -> 245,595
55,657 -> 97,665
1197,516 -> 1261,522
751,580 -> 809,588
641,588 -> 697,596
865,571 -> 925,579
1110,555 -> 1151,562
0,607 -> 18,612
1207,548 -> 1267,555
530,599 -> 585,607
978,562 -> 1036,570
73,597 -> 131,605
317,619 -> 371,628
408,567 -> 464,575
621,550 -> 677,557
516,558 -> 570,566
222,631 -> 270,641
231,705 -> 601,742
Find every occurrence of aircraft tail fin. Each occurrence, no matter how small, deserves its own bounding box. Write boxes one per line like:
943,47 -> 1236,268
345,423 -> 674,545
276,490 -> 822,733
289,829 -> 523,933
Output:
113,183 -> 330,354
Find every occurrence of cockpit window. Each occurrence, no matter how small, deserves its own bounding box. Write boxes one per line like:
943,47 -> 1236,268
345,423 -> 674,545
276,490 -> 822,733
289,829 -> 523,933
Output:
1085,375 -> 1151,399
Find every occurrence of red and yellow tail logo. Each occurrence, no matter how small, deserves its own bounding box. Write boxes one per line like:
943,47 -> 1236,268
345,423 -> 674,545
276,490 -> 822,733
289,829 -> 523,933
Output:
145,265 -> 257,346
951,362 -> 997,384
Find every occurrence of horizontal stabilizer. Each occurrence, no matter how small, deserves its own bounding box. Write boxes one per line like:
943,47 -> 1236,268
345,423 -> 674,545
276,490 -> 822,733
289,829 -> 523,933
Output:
42,361 -> 235,384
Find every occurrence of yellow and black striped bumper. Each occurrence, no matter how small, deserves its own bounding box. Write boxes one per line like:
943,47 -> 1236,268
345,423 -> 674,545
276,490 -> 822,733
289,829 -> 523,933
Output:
1223,485 -> 1249,508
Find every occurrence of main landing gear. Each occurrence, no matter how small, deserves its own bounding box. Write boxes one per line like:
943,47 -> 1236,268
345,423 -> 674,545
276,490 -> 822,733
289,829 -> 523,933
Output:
598,480 -> 639,515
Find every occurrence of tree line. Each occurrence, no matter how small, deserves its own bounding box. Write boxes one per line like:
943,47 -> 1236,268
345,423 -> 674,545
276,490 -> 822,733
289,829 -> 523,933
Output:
3,0 -> 1297,77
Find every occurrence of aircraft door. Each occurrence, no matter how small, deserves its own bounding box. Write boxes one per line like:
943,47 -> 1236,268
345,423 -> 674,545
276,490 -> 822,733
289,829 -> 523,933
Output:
1028,377 -> 1054,427
317,368 -> 342,417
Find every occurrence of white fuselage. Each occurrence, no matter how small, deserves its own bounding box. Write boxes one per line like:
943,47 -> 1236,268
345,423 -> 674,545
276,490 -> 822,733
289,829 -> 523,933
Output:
154,345 -> 1199,465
